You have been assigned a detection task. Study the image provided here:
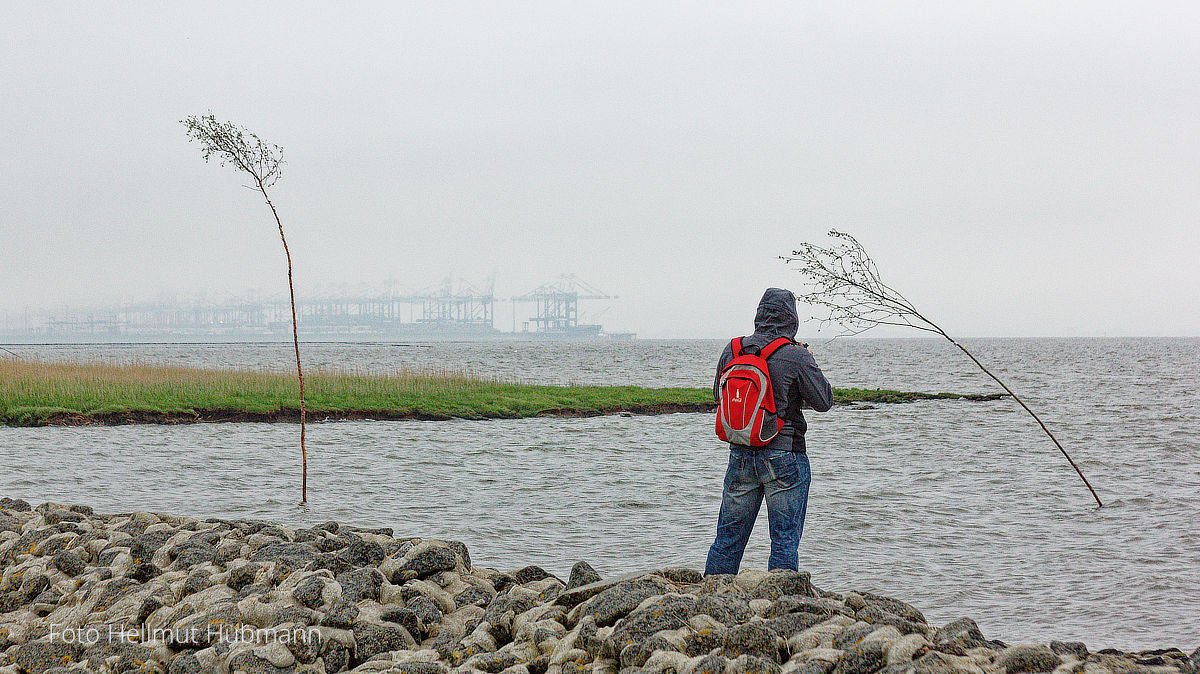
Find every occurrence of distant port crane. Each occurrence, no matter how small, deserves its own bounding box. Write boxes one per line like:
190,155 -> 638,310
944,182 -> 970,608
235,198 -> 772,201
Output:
3,274 -> 631,340
290,276 -> 495,332
20,277 -> 498,339
511,275 -> 615,336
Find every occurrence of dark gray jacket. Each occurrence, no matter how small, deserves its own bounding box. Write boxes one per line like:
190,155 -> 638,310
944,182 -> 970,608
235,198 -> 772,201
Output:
714,288 -> 833,451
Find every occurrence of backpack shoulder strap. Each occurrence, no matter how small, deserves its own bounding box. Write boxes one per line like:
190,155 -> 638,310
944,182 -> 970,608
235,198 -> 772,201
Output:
759,337 -> 794,360
730,337 -> 743,357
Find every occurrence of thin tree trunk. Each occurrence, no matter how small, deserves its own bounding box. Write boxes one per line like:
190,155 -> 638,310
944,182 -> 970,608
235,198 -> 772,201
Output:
260,185 -> 307,504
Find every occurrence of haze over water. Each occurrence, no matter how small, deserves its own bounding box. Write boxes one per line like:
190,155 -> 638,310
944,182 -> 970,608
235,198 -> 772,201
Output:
2,337 -> 1197,649
4,3 -> 1200,339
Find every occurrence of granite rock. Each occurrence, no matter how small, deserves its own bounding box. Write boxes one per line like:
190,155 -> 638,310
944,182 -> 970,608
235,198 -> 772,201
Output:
566,561 -> 602,590
835,641 -> 888,674
931,617 -> 989,656
752,570 -> 817,600
576,575 -> 677,626
995,645 -> 1063,673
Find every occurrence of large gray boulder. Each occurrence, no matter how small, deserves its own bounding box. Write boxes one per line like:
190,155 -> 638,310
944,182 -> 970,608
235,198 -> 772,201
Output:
12,642 -> 86,674
752,570 -> 817,600
835,641 -> 888,674
573,574 -> 677,626
566,561 -> 602,590
995,645 -> 1063,673
603,593 -> 697,659
931,617 -> 990,655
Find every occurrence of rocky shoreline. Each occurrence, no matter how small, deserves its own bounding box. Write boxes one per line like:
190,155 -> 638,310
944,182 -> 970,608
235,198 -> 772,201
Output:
1,499 -> 1194,674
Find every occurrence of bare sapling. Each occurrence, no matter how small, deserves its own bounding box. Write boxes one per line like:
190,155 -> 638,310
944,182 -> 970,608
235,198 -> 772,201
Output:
182,113 -> 309,504
781,230 -> 1103,508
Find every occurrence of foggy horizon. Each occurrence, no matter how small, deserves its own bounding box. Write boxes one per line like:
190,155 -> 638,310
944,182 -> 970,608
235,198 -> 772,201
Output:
3,274 -> 1198,340
4,2 -> 1199,339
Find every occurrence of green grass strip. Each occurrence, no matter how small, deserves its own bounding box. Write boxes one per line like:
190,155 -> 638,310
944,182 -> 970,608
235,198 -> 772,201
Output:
0,359 -> 1002,426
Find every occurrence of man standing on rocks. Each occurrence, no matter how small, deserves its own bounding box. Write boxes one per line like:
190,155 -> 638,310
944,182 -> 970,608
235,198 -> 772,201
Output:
706,287 -> 833,575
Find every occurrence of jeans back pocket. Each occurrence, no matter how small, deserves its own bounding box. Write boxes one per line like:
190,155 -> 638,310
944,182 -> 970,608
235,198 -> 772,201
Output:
765,450 -> 800,486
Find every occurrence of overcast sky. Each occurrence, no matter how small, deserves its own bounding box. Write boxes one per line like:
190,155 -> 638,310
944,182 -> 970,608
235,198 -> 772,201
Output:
3,2 -> 1198,338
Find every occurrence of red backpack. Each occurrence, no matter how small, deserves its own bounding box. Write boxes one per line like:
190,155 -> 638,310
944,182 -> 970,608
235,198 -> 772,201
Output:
715,336 -> 792,446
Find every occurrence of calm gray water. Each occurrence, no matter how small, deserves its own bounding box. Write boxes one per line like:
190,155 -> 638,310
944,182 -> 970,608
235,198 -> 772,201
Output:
2,338 -> 1198,650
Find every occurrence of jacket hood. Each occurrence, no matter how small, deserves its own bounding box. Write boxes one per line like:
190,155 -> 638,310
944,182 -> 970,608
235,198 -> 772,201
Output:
752,287 -> 799,340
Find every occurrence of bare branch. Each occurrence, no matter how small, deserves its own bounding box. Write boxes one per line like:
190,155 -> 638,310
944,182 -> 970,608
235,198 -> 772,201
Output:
182,113 -> 284,187
781,230 -> 1103,508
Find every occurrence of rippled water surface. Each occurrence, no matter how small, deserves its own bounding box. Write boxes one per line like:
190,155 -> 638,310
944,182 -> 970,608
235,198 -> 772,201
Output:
3,338 -> 1198,649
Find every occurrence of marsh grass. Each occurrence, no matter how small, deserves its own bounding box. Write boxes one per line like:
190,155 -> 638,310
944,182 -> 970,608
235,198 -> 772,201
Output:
0,359 -> 713,425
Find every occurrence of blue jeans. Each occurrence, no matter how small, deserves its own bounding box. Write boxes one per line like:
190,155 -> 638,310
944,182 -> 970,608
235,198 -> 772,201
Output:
705,445 -> 811,575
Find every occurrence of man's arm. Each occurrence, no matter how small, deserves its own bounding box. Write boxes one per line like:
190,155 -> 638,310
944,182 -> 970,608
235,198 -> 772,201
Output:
794,346 -> 833,412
